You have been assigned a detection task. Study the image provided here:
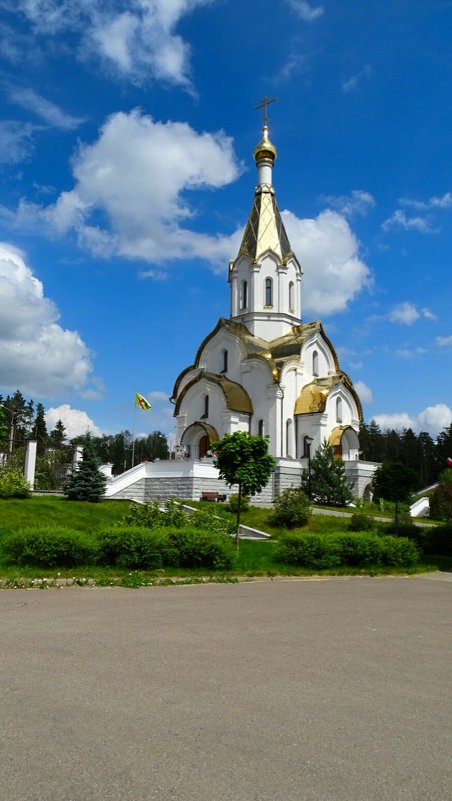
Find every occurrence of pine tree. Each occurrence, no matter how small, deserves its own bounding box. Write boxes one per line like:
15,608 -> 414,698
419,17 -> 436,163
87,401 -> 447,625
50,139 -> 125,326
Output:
64,434 -> 107,502
49,419 -> 67,448
302,441 -> 352,507
34,403 -> 48,456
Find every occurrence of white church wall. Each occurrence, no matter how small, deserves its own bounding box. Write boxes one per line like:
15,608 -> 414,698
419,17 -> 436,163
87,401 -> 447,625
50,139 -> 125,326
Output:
200,332 -> 246,383
302,335 -> 335,380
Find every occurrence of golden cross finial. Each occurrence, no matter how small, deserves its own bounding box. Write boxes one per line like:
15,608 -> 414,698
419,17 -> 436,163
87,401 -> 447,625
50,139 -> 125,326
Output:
255,96 -> 277,127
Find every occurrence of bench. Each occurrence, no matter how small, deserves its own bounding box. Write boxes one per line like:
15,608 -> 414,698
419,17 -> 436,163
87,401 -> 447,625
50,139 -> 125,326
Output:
201,491 -> 227,502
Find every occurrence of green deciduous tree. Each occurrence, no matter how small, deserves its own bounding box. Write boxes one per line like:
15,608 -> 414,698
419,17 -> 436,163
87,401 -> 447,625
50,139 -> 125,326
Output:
64,433 -> 107,503
302,441 -> 352,507
212,432 -> 275,548
372,460 -> 419,529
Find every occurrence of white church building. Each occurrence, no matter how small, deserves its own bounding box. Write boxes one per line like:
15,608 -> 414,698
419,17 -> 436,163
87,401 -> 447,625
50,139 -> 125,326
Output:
106,120 -> 377,503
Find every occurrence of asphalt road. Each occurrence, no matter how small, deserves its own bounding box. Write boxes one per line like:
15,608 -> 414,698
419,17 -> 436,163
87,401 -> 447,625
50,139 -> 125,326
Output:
1,575 -> 451,801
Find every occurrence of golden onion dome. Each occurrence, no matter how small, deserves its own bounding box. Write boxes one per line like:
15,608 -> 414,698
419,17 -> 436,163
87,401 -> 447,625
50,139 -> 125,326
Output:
253,125 -> 277,163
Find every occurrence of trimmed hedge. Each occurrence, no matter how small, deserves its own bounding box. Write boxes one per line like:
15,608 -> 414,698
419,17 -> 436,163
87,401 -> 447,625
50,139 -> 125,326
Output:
3,526 -> 97,566
95,526 -> 236,570
381,522 -> 452,557
2,524 -> 236,570
273,532 -> 419,569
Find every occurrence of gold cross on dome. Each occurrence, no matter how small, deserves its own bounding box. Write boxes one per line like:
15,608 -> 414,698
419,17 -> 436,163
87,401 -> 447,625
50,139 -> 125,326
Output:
255,96 -> 277,126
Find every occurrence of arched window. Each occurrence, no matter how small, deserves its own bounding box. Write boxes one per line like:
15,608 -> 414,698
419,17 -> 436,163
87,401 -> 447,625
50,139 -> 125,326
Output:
241,280 -> 248,309
258,419 -> 264,436
265,277 -> 273,307
336,397 -> 343,423
289,281 -> 294,312
202,394 -> 209,419
221,349 -> 228,373
312,350 -> 319,376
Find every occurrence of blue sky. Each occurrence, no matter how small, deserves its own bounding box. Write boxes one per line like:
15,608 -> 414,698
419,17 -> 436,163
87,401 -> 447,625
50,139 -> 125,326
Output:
0,0 -> 451,442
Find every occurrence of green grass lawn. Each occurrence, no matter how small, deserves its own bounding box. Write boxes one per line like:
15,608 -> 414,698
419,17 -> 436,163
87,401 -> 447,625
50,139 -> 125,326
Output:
0,496 -> 449,587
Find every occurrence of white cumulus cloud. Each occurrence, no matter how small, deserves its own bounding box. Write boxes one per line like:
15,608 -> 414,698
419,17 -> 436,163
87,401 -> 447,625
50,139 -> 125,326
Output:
436,334 -> 452,347
389,302 -> 436,325
382,210 -> 436,234
283,209 -> 372,315
354,381 -> 373,404
0,242 -> 94,397
321,189 -> 375,218
13,0 -> 215,89
13,109 -> 242,263
45,404 -> 102,439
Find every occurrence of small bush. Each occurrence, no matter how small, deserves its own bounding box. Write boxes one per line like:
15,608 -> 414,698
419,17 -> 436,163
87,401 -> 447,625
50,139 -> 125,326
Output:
414,525 -> 452,557
3,526 -> 96,566
274,532 -> 419,569
274,533 -> 341,569
96,526 -> 174,569
228,494 -> 250,513
119,500 -> 186,529
381,523 -> 419,539
0,470 -> 31,499
429,483 -> 452,521
189,508 -> 235,537
166,527 -> 235,570
348,512 -> 375,532
270,487 -> 311,529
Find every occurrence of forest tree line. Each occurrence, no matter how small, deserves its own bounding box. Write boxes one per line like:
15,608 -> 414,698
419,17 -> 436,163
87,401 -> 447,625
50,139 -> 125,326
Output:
1,390 -> 452,490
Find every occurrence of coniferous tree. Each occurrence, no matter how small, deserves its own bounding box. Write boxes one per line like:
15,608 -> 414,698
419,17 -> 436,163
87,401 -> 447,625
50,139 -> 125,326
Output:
302,441 -> 353,507
372,460 -> 419,528
34,403 -> 48,456
49,419 -> 67,448
64,433 -> 107,502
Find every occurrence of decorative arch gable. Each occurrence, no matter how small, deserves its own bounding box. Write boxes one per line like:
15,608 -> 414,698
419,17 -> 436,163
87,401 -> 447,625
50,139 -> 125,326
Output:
302,331 -> 337,376
174,371 -> 253,416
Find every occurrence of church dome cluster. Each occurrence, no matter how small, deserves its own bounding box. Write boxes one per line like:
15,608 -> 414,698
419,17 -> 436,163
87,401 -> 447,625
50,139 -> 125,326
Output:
171,113 -> 363,469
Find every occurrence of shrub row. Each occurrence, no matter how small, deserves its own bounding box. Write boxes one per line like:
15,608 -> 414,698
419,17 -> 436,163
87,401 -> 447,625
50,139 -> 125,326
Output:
2,525 -> 236,570
274,532 -> 419,569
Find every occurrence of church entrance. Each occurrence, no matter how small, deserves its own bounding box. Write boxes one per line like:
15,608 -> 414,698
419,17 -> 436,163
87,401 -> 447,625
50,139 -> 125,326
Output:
199,434 -> 210,458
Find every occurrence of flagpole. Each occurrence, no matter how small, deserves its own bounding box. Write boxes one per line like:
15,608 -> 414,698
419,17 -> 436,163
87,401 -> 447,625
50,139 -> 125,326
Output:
131,394 -> 137,467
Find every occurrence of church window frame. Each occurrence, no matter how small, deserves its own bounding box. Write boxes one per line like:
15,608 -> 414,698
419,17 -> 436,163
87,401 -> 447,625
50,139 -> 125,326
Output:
336,397 -> 343,424
265,277 -> 273,307
258,419 -> 264,437
241,280 -> 248,310
221,349 -> 228,373
201,394 -> 209,419
289,281 -> 294,312
312,350 -> 319,376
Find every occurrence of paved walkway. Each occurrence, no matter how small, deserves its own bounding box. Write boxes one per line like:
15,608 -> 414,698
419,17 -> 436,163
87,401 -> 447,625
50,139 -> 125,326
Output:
1,576 -> 451,801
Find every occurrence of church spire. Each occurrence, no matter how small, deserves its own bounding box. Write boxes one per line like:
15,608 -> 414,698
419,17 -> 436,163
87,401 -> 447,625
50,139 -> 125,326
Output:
237,104 -> 292,264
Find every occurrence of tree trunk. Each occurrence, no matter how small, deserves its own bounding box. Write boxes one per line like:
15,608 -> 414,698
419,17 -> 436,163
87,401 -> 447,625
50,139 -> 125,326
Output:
236,482 -> 242,553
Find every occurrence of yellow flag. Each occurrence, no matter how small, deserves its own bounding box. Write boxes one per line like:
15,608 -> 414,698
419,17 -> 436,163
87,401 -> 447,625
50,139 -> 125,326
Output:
135,392 -> 151,411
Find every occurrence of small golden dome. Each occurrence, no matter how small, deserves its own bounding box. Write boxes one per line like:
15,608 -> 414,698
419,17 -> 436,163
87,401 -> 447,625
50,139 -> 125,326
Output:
253,125 -> 277,163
